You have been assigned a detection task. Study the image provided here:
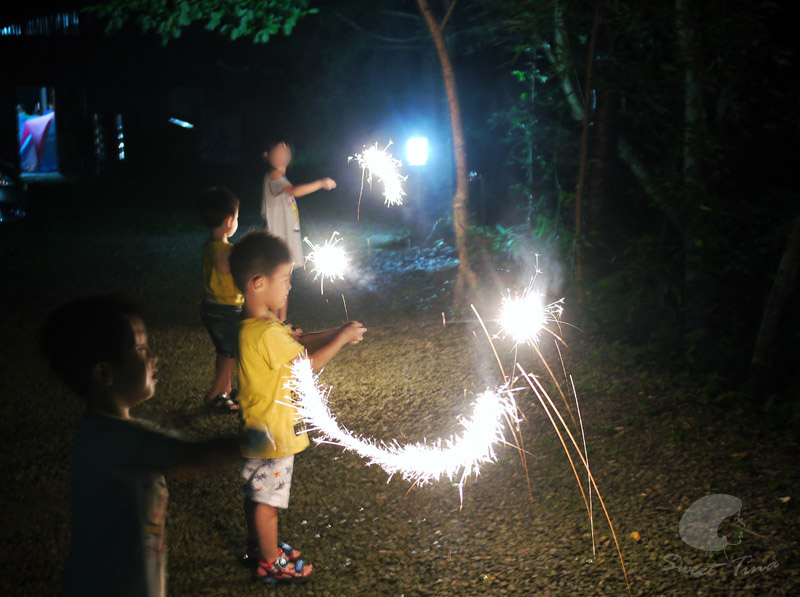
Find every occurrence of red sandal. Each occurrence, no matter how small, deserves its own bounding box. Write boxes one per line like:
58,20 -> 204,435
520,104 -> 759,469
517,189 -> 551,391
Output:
256,553 -> 313,584
240,541 -> 301,567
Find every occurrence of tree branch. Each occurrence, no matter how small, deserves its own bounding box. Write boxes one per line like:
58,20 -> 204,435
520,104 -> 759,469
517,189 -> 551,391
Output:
334,11 -> 425,44
441,0 -> 458,31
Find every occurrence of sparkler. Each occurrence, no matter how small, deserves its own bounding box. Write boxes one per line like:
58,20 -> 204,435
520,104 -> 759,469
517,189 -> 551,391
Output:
303,232 -> 348,294
286,357 -> 519,496
497,283 -> 564,348
349,141 -> 407,219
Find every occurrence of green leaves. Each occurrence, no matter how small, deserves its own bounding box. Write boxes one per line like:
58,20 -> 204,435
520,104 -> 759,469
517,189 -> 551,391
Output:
85,0 -> 317,45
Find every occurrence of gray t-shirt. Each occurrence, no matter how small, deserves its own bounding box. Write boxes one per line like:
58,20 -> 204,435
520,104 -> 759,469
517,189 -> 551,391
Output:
63,415 -> 190,597
262,173 -> 304,268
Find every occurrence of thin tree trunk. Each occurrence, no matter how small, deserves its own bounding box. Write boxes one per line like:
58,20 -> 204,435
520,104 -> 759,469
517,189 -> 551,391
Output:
551,0 -> 584,123
587,87 -> 616,255
676,0 -> 705,336
751,214 -> 800,385
416,0 -> 477,302
526,49 -> 536,225
676,0 -> 700,184
574,3 -> 600,287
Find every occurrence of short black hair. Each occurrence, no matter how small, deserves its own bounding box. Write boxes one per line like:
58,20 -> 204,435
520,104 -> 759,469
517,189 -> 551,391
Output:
40,296 -> 141,397
198,186 -> 239,229
264,136 -> 293,155
229,231 -> 292,293
263,136 -> 294,170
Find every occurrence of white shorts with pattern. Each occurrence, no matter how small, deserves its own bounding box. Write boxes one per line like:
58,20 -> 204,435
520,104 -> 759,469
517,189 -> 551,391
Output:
241,455 -> 294,509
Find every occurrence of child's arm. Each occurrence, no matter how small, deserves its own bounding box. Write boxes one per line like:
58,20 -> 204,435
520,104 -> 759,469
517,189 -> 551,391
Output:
169,436 -> 241,479
283,177 -> 336,198
118,422 -> 245,479
295,325 -> 345,352
300,321 -> 366,370
170,426 -> 273,478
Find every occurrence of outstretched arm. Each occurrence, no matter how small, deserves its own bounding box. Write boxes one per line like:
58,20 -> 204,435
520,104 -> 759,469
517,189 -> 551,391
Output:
284,177 -> 336,198
169,436 -> 241,478
296,326 -> 343,353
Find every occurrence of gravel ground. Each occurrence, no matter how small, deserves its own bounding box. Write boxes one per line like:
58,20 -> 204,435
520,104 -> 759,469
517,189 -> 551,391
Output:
1,178 -> 798,596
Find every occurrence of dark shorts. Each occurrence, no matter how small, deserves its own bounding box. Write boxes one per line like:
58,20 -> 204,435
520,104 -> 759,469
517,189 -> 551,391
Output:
201,300 -> 242,357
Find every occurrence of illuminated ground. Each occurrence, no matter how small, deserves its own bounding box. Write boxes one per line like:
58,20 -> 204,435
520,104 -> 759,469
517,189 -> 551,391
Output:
1,178 -> 798,596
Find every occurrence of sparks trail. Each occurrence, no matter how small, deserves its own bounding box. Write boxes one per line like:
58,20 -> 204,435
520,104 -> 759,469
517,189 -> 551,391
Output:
285,357 -> 519,499
517,364 -> 631,596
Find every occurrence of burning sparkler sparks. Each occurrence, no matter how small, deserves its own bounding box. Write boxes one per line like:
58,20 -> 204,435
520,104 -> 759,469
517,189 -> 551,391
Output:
286,357 -> 519,495
497,283 -> 564,347
303,231 -> 348,294
349,141 -> 407,216
279,277 -> 631,594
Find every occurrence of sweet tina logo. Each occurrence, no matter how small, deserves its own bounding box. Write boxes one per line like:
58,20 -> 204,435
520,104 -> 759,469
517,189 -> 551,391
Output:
679,494 -> 743,551
662,494 -> 780,578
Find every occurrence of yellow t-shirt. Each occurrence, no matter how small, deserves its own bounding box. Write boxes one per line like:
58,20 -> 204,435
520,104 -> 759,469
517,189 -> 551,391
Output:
202,240 -> 244,306
237,313 -> 310,459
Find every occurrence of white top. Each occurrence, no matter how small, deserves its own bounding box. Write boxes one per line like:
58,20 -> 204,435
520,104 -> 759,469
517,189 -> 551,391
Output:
262,173 -> 304,268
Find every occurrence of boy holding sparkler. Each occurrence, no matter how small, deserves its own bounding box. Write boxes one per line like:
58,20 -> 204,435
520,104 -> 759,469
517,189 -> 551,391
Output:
41,296 -> 256,597
262,137 -> 337,322
199,187 -> 243,413
229,231 -> 366,584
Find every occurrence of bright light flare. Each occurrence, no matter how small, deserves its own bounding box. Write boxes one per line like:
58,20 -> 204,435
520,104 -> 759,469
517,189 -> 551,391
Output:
349,141 -> 407,207
303,231 -> 348,294
286,357 -> 519,492
498,284 -> 564,347
406,136 -> 429,166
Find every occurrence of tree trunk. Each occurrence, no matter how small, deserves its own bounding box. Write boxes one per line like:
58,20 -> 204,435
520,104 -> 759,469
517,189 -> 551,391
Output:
751,213 -> 800,386
573,2 -> 600,288
416,0 -> 478,302
587,88 -> 616,254
675,0 -> 706,338
551,0 -> 585,123
676,0 -> 700,185
526,49 -> 536,226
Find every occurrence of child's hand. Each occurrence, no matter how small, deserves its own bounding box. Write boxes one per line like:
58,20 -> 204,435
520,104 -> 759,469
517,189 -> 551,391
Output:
341,320 -> 367,345
320,177 -> 337,191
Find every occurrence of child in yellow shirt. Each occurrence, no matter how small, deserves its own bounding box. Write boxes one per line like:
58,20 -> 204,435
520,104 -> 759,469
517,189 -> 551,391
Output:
199,187 -> 244,413
229,231 -> 367,584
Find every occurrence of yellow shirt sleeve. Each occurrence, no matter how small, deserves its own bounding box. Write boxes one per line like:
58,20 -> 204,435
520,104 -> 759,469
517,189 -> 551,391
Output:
260,323 -> 304,371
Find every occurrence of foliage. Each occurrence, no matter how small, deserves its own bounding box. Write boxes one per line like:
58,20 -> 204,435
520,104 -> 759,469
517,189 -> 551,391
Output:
486,61 -> 579,227
85,0 -> 318,44
473,0 -> 799,380
584,233 -> 683,355
463,210 -> 572,303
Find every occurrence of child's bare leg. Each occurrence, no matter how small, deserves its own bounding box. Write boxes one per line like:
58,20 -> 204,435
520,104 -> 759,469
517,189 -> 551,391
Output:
205,354 -> 235,400
245,498 -> 282,563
